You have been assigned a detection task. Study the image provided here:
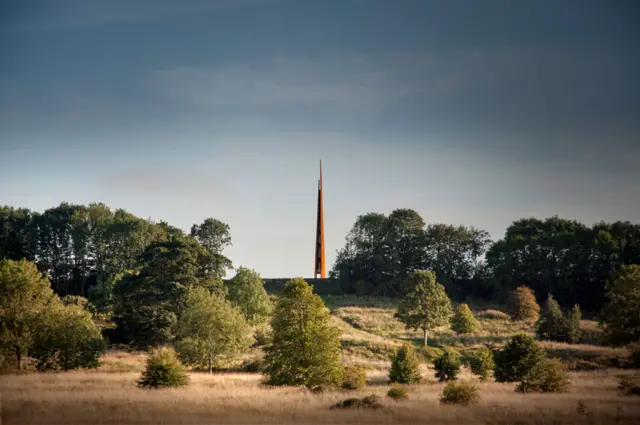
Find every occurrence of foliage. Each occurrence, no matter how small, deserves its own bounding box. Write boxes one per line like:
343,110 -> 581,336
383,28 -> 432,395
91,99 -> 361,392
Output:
137,347 -> 189,388
0,259 -> 55,369
31,301 -> 105,371
175,287 -> 253,373
439,380 -> 480,406
253,324 -> 272,346
618,376 -> 640,396
190,218 -> 232,256
627,343 -> 640,369
387,385 -> 408,400
567,304 -> 582,344
468,347 -> 495,381
395,270 -> 452,346
389,343 -> 421,384
536,294 -> 566,341
226,267 -> 272,326
599,264 -> 640,346
262,278 -> 342,388
450,303 -> 478,334
434,349 -> 461,382
516,358 -> 571,394
494,333 -> 546,387
506,286 -> 540,323
332,395 -> 383,410
341,364 -> 367,390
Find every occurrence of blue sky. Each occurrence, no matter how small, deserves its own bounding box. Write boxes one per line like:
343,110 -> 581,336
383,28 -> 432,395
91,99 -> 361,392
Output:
1,0 -> 639,278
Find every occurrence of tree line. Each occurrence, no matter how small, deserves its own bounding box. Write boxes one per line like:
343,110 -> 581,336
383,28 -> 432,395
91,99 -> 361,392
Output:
331,210 -> 640,311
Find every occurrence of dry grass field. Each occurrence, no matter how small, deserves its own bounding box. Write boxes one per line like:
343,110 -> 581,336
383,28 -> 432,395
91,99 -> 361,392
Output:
2,296 -> 639,425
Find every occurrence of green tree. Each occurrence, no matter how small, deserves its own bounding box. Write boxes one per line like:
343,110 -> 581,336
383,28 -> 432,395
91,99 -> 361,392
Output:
226,267 -> 272,326
190,218 -> 232,256
434,349 -> 461,382
468,347 -> 495,381
566,304 -> 582,344
450,303 -> 478,334
395,270 -> 452,346
599,265 -> 640,346
518,358 -> 570,393
389,343 -> 422,384
138,347 -> 189,388
175,287 -> 253,373
31,301 -> 105,371
536,294 -> 566,341
0,259 -> 55,369
262,278 -> 342,387
506,286 -> 540,323
494,333 -> 547,394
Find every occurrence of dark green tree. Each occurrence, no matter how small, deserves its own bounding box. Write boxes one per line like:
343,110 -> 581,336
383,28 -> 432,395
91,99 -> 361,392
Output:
396,270 -> 452,346
262,278 -> 342,388
434,349 -> 461,382
536,294 -> 566,341
389,343 -> 422,384
494,333 -> 547,394
566,304 -> 582,344
190,218 -> 232,256
599,264 -> 640,346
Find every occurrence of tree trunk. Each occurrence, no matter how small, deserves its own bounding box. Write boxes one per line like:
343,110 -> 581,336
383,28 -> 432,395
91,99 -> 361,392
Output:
16,349 -> 21,371
423,328 -> 428,347
208,357 -> 212,374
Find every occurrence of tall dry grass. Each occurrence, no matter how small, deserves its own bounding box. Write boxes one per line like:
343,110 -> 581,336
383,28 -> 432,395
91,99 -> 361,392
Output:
2,367 -> 639,424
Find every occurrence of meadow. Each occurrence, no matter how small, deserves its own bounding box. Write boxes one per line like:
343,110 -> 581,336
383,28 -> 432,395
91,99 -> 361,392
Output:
2,296 -> 639,425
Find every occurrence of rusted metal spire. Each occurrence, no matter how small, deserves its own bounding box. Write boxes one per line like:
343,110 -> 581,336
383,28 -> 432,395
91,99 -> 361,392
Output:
314,160 -> 326,278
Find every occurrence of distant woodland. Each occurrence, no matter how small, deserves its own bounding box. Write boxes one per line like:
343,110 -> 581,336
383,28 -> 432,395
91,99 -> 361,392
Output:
2,203 -> 640,313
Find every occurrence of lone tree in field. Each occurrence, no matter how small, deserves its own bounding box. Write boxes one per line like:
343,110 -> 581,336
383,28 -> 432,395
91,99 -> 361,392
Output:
0,259 -> 55,369
599,264 -> 640,346
175,287 -> 253,373
494,332 -> 546,394
450,303 -> 478,334
262,278 -> 342,388
138,347 -> 189,388
226,267 -> 272,326
389,343 -> 422,384
506,286 -> 540,324
535,294 -> 566,342
396,270 -> 452,346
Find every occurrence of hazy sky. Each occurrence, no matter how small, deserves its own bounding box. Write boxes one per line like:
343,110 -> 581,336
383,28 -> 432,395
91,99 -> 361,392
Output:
1,0 -> 639,278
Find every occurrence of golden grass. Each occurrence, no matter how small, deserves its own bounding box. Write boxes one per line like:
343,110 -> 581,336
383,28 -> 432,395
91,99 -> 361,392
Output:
2,367 -> 639,424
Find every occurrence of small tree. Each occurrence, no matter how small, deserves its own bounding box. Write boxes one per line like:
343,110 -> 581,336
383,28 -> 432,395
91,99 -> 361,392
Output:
506,286 -> 540,324
518,358 -> 570,393
536,294 -> 566,341
566,304 -> 582,344
389,343 -> 422,384
226,267 -> 272,326
450,303 -> 478,334
341,364 -> 367,390
138,347 -> 189,388
468,347 -> 495,381
0,259 -> 55,369
440,380 -> 480,406
494,333 -> 547,394
175,287 -> 253,373
395,270 -> 452,346
434,349 -> 461,382
599,265 -> 640,346
32,301 -> 105,371
262,278 -> 342,388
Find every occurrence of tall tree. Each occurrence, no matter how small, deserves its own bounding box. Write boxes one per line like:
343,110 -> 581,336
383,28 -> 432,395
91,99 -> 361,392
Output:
262,278 -> 342,387
226,267 -> 272,326
599,264 -> 640,346
395,270 -> 453,346
190,218 -> 232,256
0,259 -> 55,369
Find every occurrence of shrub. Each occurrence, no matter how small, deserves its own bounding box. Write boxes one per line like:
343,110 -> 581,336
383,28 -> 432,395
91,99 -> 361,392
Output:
450,304 -> 479,334
494,333 -> 546,387
536,294 -> 566,342
506,286 -> 540,323
389,343 -> 422,384
468,347 -> 495,381
566,304 -> 582,344
137,347 -> 189,388
516,358 -> 571,394
434,349 -> 461,382
332,395 -> 383,410
342,364 -> 367,390
618,376 -> 640,396
440,380 -> 480,406
387,385 -> 408,400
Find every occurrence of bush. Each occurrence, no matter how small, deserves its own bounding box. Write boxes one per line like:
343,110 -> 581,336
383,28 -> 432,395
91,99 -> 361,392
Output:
342,364 -> 367,390
389,343 -> 422,384
451,304 -> 479,334
536,294 -> 566,342
434,349 -> 461,382
506,286 -> 540,323
440,380 -> 480,406
137,347 -> 189,388
468,347 -> 495,381
332,395 -> 382,410
387,385 -> 408,400
517,358 -> 571,394
494,333 -> 546,385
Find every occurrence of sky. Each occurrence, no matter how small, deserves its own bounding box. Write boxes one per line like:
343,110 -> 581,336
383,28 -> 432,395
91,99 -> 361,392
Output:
1,0 -> 639,278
